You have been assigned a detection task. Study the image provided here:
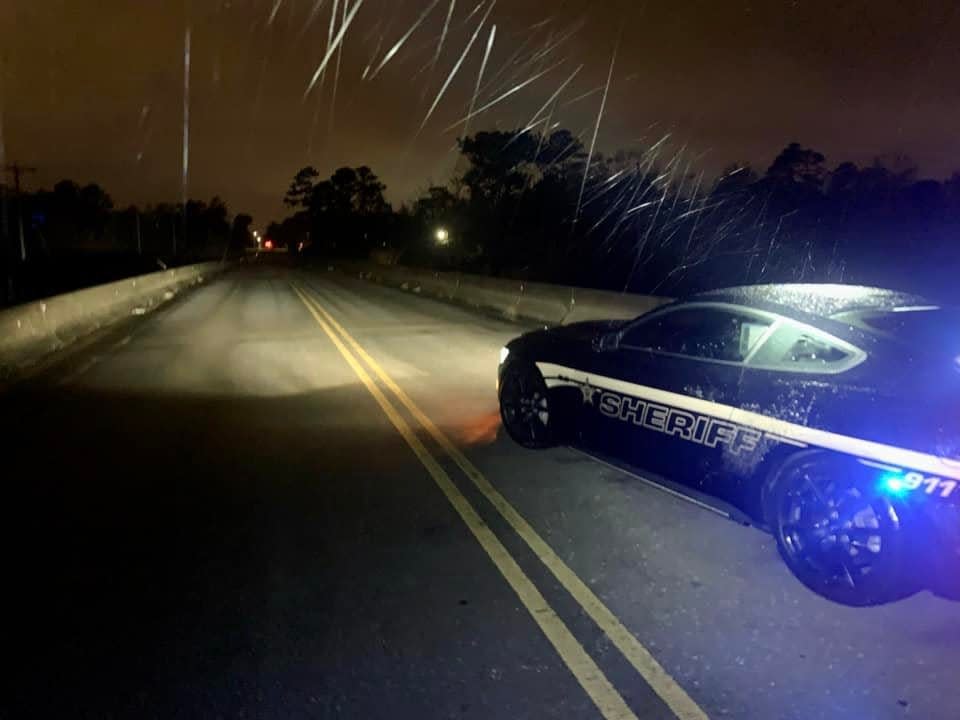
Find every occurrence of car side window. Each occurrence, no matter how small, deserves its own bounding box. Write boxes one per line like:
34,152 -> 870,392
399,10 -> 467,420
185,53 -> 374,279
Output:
621,308 -> 772,362
747,323 -> 855,371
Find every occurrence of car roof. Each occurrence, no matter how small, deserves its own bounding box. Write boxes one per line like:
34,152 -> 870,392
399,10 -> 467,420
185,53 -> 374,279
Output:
688,283 -> 933,319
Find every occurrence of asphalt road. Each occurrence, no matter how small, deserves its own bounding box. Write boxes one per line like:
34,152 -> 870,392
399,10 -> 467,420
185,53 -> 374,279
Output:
4,259 -> 959,719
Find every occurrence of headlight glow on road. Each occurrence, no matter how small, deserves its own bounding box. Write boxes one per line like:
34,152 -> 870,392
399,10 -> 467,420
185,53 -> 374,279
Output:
499,347 -> 509,365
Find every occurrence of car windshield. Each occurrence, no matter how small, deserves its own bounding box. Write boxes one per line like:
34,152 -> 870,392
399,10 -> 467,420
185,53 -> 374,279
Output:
5,3 -> 960,720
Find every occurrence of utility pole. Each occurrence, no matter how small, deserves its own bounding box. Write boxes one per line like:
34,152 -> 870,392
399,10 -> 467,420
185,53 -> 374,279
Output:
1,183 -> 9,304
4,162 -> 37,262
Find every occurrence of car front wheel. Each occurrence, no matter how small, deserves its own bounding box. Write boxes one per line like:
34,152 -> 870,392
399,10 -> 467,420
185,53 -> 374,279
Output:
499,360 -> 555,449
764,452 -> 914,606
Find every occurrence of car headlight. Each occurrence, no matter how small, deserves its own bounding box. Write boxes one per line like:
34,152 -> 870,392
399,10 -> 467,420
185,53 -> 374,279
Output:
499,346 -> 510,365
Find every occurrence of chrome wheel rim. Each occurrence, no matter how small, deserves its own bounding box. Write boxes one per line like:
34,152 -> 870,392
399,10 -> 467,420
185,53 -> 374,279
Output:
501,367 -> 550,443
777,467 -> 897,592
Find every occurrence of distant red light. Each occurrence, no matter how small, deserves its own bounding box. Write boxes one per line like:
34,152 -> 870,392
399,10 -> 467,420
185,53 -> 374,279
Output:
264,239 -> 274,250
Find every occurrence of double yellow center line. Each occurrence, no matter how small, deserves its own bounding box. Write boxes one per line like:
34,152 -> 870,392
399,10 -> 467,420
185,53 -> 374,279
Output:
292,282 -> 708,720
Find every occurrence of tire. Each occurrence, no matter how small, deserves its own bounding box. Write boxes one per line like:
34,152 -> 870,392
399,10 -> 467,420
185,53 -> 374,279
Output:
763,452 -> 914,606
498,360 -> 555,449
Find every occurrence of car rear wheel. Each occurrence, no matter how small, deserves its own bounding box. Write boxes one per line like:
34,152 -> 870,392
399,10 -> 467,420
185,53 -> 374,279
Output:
499,361 -> 555,449
764,453 -> 913,606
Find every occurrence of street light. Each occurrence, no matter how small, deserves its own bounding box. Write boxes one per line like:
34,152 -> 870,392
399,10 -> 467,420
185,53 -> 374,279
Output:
435,227 -> 450,246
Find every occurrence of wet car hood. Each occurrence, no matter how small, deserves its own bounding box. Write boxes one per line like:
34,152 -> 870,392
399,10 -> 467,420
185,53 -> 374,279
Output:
512,319 -> 626,350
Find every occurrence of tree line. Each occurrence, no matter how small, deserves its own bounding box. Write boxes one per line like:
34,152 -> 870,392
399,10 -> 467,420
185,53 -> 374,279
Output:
0,179 -> 253,304
275,131 -> 960,300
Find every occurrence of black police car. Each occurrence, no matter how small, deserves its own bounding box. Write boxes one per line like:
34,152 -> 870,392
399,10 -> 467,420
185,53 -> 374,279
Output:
497,284 -> 960,606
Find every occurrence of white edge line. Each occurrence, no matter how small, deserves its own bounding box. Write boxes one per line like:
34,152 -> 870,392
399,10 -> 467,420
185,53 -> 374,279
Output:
58,356 -> 101,385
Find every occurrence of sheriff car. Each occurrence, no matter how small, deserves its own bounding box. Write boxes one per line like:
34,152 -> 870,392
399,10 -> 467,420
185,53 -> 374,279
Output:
497,284 -> 960,606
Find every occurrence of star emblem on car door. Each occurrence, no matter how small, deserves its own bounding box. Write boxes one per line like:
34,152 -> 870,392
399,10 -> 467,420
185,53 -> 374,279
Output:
580,379 -> 599,405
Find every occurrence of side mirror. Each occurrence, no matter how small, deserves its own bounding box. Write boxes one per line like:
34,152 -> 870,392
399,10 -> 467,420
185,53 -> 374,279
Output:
593,332 -> 620,353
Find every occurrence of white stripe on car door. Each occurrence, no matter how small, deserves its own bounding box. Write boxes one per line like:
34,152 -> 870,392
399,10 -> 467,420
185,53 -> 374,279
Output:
536,362 -> 960,481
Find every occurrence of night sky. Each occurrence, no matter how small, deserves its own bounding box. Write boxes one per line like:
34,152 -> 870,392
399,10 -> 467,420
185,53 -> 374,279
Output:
2,1 -> 959,225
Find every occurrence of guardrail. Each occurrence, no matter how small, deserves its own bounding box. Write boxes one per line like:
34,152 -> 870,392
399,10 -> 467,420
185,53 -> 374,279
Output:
0,261 -> 228,379
337,261 -> 671,326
